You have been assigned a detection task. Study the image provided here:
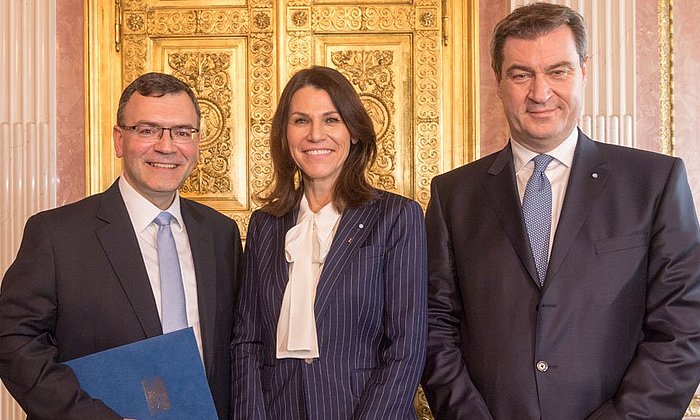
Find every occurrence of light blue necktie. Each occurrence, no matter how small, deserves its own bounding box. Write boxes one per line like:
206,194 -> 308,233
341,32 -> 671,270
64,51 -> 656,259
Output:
154,212 -> 187,333
522,154 -> 554,285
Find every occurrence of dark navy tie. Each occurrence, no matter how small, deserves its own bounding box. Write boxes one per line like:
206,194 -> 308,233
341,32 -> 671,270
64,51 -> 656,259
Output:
154,212 -> 187,333
522,154 -> 554,285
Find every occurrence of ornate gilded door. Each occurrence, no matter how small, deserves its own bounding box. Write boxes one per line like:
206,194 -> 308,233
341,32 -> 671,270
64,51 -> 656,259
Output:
88,0 -> 478,237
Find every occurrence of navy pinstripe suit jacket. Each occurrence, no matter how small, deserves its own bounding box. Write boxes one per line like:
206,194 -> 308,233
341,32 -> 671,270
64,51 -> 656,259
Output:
232,190 -> 427,419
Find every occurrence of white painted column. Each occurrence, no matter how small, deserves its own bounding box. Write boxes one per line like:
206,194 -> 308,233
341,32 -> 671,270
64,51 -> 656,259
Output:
510,0 -> 637,146
0,1 -> 57,418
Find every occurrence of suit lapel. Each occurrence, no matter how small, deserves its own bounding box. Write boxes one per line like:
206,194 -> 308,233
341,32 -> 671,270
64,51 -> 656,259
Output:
95,182 -> 162,338
546,133 -> 608,283
269,210 -> 298,324
315,199 -> 380,321
484,145 -> 541,287
181,200 -> 217,377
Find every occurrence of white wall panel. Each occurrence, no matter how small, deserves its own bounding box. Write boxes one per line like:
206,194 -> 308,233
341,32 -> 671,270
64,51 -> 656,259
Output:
0,1 -> 57,418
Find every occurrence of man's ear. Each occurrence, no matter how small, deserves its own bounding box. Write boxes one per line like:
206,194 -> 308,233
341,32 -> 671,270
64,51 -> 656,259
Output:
113,126 -> 124,158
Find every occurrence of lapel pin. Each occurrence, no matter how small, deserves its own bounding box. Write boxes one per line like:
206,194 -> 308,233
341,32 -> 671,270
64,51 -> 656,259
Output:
348,237 -> 353,243
591,173 -> 599,179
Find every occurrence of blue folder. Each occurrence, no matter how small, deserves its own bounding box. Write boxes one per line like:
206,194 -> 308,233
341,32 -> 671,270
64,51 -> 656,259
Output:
64,327 -> 217,419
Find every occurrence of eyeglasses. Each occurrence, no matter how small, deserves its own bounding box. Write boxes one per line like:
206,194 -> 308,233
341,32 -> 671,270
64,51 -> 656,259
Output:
119,124 -> 200,144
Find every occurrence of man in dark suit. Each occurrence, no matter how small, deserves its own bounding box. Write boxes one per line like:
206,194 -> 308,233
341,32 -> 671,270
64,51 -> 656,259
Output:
421,3 -> 700,419
0,72 -> 242,419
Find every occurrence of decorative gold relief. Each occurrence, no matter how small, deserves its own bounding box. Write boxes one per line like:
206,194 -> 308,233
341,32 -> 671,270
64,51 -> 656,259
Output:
199,10 -> 248,34
122,35 -> 148,84
414,386 -> 434,420
286,32 -> 313,77
686,394 -> 700,416
149,10 -> 198,35
313,7 -> 362,32
414,29 -> 440,207
332,50 -> 397,192
416,6 -> 440,29
125,12 -> 146,33
168,52 -> 234,196
148,9 -> 249,36
252,10 -> 272,31
362,6 -> 413,31
312,6 -> 417,32
249,31 -> 275,199
123,0 -> 146,9
289,9 -> 310,29
658,0 -> 673,155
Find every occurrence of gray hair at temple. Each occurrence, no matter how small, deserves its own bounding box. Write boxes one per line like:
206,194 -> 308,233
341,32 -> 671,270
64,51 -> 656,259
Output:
116,72 -> 201,126
490,2 -> 588,80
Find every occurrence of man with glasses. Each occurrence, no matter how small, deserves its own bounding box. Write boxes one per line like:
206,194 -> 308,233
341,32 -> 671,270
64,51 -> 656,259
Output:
0,72 -> 242,419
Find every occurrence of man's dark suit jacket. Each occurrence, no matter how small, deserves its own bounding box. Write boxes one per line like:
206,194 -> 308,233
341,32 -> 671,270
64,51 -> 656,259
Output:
0,180 -> 243,419
232,191 -> 427,419
422,131 -> 700,419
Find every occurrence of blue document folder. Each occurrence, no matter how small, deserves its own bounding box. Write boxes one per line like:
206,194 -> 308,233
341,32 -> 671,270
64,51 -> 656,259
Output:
64,327 -> 217,419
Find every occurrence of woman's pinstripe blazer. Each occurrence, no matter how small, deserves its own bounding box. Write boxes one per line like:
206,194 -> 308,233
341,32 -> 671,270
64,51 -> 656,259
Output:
232,190 -> 427,419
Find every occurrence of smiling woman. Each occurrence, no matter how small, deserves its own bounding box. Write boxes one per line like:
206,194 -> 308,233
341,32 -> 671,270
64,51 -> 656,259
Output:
231,66 -> 428,420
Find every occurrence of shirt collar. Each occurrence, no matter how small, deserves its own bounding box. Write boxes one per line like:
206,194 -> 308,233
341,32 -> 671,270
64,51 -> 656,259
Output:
118,175 -> 184,233
511,128 -> 579,174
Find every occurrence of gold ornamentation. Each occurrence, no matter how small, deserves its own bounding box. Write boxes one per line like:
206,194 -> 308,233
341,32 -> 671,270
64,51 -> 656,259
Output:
417,6 -> 440,29
125,12 -> 145,33
362,6 -> 413,31
122,35 -> 147,84
414,386 -> 434,419
290,9 -> 309,28
252,10 -> 271,31
249,32 -> 275,198
122,0 -> 145,9
311,6 -> 414,32
332,50 -> 397,191
169,52 -> 233,196
415,29 -> 440,207
686,394 -> 700,416
199,9 -> 248,34
658,0 -> 673,155
149,10 -> 198,35
313,7 -> 362,32
148,9 -> 249,36
420,11 -> 436,28
286,31 -> 313,77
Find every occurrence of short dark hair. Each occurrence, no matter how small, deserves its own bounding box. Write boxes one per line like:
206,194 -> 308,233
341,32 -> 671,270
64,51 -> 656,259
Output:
491,2 -> 588,80
116,72 -> 201,126
260,66 -> 377,216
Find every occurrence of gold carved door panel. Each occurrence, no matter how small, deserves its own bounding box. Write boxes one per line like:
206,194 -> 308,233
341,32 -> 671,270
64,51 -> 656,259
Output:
87,0 -> 478,236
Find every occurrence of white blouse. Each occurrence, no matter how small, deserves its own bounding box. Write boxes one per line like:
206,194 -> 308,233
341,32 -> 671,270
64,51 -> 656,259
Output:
276,194 -> 341,359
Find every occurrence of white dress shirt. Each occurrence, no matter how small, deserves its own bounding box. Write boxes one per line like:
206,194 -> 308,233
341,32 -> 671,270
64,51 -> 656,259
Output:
118,176 -> 202,357
511,128 -> 579,253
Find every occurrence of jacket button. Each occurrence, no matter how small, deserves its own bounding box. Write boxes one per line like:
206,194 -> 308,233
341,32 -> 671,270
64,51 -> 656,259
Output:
536,361 -> 548,372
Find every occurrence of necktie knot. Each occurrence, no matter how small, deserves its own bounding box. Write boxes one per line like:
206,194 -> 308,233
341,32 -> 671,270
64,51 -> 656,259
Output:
532,154 -> 554,174
154,212 -> 174,228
